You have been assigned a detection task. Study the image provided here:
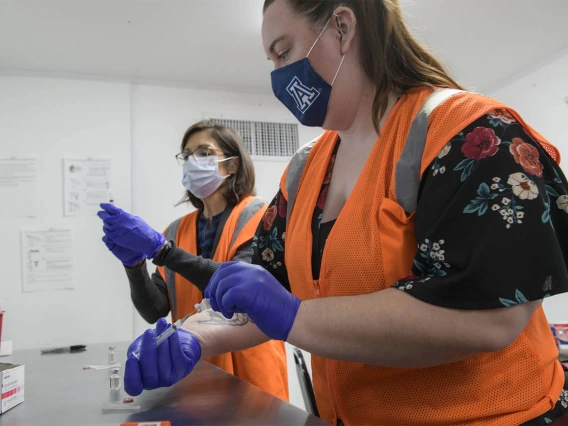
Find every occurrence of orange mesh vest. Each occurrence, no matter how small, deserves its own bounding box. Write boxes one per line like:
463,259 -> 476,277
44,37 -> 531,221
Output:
158,196 -> 289,401
282,88 -> 564,425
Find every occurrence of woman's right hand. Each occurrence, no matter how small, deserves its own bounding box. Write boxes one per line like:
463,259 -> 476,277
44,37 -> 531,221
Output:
101,235 -> 146,267
124,318 -> 202,396
97,203 -> 166,259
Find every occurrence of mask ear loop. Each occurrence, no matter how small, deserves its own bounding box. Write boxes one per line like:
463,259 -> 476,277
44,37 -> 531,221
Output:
306,16 -> 333,58
331,12 -> 346,86
217,155 -> 236,164
218,155 -> 238,180
331,55 -> 346,86
305,13 -> 347,86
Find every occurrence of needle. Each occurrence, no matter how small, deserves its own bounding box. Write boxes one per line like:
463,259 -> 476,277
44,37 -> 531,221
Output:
103,168 -> 114,203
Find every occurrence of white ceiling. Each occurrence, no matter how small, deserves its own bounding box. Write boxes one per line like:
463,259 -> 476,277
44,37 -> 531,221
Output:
0,0 -> 567,95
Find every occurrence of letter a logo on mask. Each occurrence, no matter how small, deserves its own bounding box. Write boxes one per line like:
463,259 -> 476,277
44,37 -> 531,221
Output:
286,76 -> 321,113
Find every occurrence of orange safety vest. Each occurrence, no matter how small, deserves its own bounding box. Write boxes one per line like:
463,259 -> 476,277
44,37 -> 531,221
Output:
282,88 -> 564,425
158,196 -> 289,401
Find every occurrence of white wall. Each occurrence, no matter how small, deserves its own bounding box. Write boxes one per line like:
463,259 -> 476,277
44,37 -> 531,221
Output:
0,76 -> 134,350
489,52 -> 568,322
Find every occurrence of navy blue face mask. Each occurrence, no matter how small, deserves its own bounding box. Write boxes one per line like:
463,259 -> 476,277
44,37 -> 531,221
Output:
270,17 -> 345,127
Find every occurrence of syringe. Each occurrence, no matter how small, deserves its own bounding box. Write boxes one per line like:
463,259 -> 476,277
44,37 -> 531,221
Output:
155,314 -> 191,346
155,300 -> 213,345
132,299 -> 211,359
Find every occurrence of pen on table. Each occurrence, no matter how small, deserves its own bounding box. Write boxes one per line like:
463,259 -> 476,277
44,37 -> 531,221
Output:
41,344 -> 87,354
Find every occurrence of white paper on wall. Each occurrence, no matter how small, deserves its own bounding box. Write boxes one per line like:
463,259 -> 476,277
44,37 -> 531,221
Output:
63,158 -> 112,216
21,228 -> 74,293
0,157 -> 38,218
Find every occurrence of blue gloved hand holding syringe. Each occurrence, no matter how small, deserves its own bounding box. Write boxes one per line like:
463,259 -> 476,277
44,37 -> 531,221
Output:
124,299 -> 211,396
97,203 -> 166,265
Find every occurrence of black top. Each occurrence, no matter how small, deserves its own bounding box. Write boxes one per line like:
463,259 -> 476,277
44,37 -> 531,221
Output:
125,205 -> 253,324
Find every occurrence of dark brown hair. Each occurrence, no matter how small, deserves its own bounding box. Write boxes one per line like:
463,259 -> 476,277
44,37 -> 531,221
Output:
263,0 -> 465,133
179,120 -> 256,210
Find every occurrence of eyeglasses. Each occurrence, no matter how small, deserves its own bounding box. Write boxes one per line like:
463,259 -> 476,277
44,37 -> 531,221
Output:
175,146 -> 220,166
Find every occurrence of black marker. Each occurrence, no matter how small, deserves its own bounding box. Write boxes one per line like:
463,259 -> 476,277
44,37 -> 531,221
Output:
40,345 -> 86,354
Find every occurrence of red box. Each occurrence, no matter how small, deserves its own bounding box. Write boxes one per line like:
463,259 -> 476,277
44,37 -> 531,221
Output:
0,362 -> 25,414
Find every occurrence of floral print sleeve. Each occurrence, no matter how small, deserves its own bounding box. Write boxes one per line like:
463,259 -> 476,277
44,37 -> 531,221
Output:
251,190 -> 291,292
394,110 -> 568,309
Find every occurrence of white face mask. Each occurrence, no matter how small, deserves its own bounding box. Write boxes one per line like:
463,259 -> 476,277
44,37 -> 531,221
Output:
182,156 -> 233,199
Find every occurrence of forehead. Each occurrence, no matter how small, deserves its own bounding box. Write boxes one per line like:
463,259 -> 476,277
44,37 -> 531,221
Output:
183,130 -> 219,151
262,0 -> 306,52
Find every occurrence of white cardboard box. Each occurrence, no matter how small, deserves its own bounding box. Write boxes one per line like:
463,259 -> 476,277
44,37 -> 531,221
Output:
0,362 -> 25,414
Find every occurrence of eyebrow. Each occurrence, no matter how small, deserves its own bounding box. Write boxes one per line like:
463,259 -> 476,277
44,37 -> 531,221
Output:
184,144 -> 213,153
267,35 -> 286,59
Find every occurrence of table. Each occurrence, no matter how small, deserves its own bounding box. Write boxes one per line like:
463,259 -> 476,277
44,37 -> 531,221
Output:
0,342 -> 328,426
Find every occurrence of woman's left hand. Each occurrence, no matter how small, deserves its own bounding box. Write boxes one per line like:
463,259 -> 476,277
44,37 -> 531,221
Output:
205,261 -> 301,341
97,203 -> 166,259
125,318 -> 201,396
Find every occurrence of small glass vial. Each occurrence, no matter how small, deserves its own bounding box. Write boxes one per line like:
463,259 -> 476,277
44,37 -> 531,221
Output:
109,367 -> 121,390
109,367 -> 121,403
108,345 -> 116,364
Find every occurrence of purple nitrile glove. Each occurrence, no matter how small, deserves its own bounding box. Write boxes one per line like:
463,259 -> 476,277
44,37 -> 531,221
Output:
124,318 -> 201,396
97,203 -> 166,259
204,261 -> 301,341
101,235 -> 145,267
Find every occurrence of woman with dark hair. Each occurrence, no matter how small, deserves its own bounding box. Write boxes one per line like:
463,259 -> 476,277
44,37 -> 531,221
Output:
97,120 -> 288,401
119,1 -> 568,424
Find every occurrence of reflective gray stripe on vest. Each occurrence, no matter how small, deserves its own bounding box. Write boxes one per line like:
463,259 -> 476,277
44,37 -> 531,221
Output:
163,217 -> 183,320
285,137 -> 320,222
230,197 -> 266,249
283,89 -> 464,220
395,89 -> 463,213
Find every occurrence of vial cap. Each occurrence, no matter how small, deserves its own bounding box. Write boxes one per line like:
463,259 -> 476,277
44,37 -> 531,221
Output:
112,368 -> 119,374
109,346 -> 115,350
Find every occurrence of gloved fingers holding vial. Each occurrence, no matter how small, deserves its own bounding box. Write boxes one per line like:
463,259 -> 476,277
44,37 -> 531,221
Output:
97,203 -> 166,260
